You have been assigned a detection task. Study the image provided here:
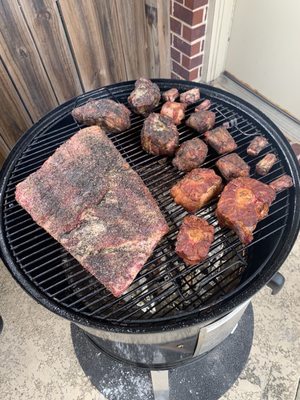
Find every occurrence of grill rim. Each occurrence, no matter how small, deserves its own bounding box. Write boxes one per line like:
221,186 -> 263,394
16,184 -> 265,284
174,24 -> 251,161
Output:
0,79 -> 299,334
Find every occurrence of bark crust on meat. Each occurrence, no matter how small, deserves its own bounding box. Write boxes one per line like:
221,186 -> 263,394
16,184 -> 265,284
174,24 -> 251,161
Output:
15,126 -> 169,297
176,215 -> 214,265
180,88 -> 200,104
216,177 -> 276,244
160,101 -> 186,125
186,111 -> 215,134
172,138 -> 208,172
247,136 -> 269,156
170,168 -> 223,212
141,113 -> 179,156
162,88 -> 179,102
216,153 -> 250,181
255,153 -> 277,175
195,99 -> 211,112
269,175 -> 294,192
72,99 -> 131,133
204,127 -> 237,154
128,78 -> 161,116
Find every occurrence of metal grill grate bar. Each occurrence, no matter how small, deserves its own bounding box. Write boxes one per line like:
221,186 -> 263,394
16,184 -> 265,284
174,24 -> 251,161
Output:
72,196 -> 288,318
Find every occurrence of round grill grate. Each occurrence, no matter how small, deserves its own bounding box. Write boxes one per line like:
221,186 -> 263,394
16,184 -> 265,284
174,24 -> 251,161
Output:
1,80 -> 299,330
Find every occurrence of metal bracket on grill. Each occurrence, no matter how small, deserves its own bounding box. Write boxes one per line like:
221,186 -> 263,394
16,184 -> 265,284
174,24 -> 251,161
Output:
193,301 -> 251,356
266,272 -> 285,295
193,327 -> 207,357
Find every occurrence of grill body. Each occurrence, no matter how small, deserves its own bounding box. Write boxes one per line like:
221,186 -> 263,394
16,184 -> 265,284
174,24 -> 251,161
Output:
0,80 -> 299,342
77,300 -> 250,369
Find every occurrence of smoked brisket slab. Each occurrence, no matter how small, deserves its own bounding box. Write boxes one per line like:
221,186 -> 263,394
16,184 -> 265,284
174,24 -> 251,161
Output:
15,126 -> 169,297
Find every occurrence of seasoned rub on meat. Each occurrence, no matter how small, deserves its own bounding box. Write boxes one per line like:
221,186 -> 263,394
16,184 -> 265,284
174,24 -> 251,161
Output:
216,153 -> 250,181
128,78 -> 161,116
216,177 -> 276,244
176,215 -> 214,265
255,153 -> 277,176
15,126 -> 169,297
170,168 -> 223,212
269,175 -> 294,192
195,99 -> 211,112
162,88 -> 179,102
186,111 -> 215,134
180,88 -> 200,104
160,101 -> 186,125
204,127 -> 237,154
172,138 -> 208,172
247,136 -> 269,156
72,99 -> 131,133
141,113 -> 179,156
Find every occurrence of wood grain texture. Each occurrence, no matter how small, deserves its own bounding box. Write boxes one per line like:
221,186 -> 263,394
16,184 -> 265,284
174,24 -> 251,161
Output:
144,0 -> 160,78
115,0 -> 171,79
0,58 -> 32,149
0,134 -> 11,168
19,0 -> 83,103
0,0 -> 58,121
0,0 -> 171,160
157,0 -> 171,78
58,0 -> 127,91
115,0 -> 150,79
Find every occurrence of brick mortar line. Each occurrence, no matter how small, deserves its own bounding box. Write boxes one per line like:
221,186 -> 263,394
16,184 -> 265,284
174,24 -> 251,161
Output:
172,60 -> 204,73
182,50 -> 205,60
170,12 -> 208,28
171,72 -> 201,81
171,49 -> 205,60
170,16 -> 207,27
172,32 -> 206,46
170,18 -> 183,36
170,20 -> 206,35
170,48 -> 183,64
170,17 -> 208,29
172,60 -> 203,72
172,2 -> 207,14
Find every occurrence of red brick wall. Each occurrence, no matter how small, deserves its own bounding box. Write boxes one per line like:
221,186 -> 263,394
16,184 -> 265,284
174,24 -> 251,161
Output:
170,0 -> 209,81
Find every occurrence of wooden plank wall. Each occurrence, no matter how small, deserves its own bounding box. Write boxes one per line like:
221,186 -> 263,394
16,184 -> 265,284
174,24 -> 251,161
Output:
0,0 -> 170,167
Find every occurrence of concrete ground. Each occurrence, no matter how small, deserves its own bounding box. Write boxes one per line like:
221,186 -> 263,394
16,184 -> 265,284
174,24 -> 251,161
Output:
1,76 -> 299,399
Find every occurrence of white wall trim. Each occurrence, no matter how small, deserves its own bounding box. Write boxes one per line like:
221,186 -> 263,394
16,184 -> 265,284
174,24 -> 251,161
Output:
202,0 -> 236,83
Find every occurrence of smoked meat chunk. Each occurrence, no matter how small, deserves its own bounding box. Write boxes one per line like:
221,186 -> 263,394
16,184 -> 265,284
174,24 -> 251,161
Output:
128,78 -> 161,116
162,88 -> 179,102
15,126 -> 169,297
72,99 -> 131,133
170,168 -> 223,212
216,153 -> 250,181
172,138 -> 208,172
141,113 -> 179,156
247,136 -> 269,157
176,216 -> 214,265
204,127 -> 237,155
160,101 -> 186,125
216,177 -> 276,244
269,175 -> 294,192
186,111 -> 215,134
180,88 -> 200,104
255,153 -> 277,176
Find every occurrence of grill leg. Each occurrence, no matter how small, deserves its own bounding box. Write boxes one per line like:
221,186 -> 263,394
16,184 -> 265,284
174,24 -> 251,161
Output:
151,371 -> 169,400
